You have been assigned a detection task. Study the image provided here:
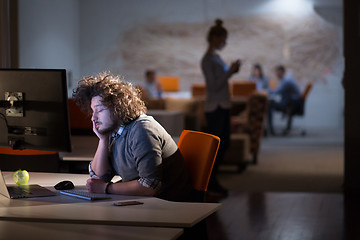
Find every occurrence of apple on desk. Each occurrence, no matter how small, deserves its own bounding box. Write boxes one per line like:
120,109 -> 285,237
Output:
13,169 -> 29,185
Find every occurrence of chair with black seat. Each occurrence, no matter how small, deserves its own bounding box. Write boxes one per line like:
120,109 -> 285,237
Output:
177,130 -> 220,202
228,92 -> 268,166
283,82 -> 313,135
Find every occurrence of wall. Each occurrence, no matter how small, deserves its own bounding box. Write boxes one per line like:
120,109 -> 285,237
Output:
17,0 -> 344,130
18,0 -> 79,96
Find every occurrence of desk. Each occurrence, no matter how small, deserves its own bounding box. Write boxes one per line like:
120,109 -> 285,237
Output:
0,220 -> 183,240
146,110 -> 184,137
59,135 -> 98,162
59,136 -> 98,172
0,172 -> 220,228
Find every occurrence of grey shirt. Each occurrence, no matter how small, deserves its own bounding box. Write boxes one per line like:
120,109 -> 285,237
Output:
91,115 -> 192,201
271,76 -> 301,105
201,52 -> 232,112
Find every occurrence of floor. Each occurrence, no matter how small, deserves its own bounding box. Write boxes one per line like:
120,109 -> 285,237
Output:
206,127 -> 347,240
220,127 -> 344,193
206,192 -> 344,240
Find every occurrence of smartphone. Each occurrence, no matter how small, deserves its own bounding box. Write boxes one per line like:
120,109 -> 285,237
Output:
113,201 -> 144,206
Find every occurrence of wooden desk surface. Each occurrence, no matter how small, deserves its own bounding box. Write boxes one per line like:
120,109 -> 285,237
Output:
0,220 -> 183,240
0,172 -> 220,228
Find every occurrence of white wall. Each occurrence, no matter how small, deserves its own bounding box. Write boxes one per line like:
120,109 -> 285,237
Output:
17,0 -> 344,130
18,0 -> 80,96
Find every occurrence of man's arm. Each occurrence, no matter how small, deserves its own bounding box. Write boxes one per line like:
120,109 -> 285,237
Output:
202,57 -> 240,90
86,178 -> 157,196
89,120 -> 111,177
271,80 -> 287,96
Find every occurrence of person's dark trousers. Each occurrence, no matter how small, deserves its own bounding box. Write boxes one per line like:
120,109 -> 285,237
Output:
267,100 -> 286,135
205,106 -> 230,185
267,99 -> 302,134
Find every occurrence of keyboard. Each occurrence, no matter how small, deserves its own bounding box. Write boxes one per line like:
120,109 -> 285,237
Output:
60,189 -> 111,201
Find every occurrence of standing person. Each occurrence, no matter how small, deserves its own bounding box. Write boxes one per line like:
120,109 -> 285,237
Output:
201,19 -> 241,195
72,72 -> 192,202
267,65 -> 302,135
249,63 -> 270,91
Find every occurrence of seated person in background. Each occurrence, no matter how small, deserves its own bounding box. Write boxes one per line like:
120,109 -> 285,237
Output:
249,63 -> 269,91
72,72 -> 192,202
144,70 -> 163,99
267,65 -> 301,135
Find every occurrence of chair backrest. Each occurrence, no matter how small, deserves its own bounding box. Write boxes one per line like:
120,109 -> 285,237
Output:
268,79 -> 278,90
0,147 -> 56,155
177,130 -> 220,192
231,81 -> 256,97
245,93 -> 268,156
191,83 -> 206,97
0,147 -> 59,172
301,82 -> 313,100
157,76 -> 179,92
68,98 -> 92,132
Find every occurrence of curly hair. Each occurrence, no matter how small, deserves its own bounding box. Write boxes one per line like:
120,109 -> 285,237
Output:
72,72 -> 147,125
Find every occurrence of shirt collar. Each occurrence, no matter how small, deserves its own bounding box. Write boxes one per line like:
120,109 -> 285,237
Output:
112,125 -> 125,139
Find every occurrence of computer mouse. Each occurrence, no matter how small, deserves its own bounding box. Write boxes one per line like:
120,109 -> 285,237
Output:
54,180 -> 75,190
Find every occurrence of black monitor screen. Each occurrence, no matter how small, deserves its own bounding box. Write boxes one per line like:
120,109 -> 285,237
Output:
0,69 -> 71,152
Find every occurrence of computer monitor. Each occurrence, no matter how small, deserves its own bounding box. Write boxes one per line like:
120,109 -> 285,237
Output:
0,69 -> 71,152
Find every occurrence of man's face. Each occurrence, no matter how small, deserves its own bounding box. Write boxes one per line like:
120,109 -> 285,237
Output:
146,72 -> 155,83
213,35 -> 227,50
90,96 -> 118,134
275,69 -> 285,80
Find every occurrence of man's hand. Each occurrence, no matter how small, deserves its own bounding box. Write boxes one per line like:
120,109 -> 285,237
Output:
229,59 -> 241,74
92,120 -> 110,141
86,177 -> 107,193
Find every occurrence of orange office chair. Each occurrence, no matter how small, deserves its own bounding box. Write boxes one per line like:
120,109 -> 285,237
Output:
0,147 -> 60,172
268,79 -> 278,90
231,81 -> 257,97
157,76 -> 179,92
301,82 -> 313,100
191,83 -> 206,97
177,130 -> 220,202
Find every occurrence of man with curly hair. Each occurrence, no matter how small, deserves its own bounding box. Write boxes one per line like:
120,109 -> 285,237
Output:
72,72 -> 192,201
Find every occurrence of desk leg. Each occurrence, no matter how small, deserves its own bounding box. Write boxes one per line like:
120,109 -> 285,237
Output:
179,220 -> 208,240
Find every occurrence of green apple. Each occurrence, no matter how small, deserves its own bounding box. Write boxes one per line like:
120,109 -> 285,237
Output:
13,169 -> 29,185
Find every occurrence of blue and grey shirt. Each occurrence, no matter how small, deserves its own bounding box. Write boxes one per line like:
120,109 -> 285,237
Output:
90,115 -> 192,201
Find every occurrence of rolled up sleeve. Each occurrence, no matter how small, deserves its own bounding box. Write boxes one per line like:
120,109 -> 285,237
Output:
88,161 -> 114,183
138,177 -> 162,192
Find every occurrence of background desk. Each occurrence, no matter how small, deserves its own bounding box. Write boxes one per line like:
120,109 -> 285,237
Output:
59,135 -> 97,173
146,110 -> 184,137
59,135 -> 98,162
0,172 -> 220,228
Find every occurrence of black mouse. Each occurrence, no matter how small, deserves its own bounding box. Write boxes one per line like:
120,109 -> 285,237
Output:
54,180 -> 75,190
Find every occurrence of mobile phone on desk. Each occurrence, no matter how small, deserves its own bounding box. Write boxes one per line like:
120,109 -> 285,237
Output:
113,200 -> 144,206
